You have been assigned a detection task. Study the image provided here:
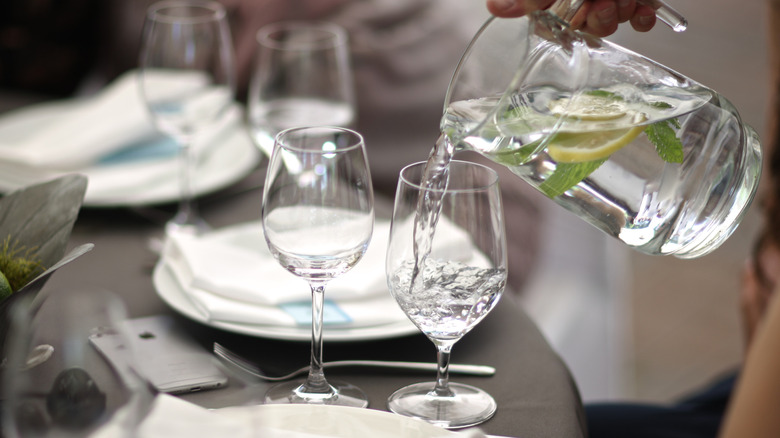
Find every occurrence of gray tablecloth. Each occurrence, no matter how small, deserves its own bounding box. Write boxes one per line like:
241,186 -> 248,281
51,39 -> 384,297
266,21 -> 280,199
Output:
40,168 -> 586,438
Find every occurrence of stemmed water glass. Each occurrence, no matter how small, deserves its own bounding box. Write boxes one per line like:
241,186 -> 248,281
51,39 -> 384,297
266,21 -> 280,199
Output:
261,126 -> 374,407
386,160 -> 507,428
248,21 -> 355,157
138,0 -> 236,234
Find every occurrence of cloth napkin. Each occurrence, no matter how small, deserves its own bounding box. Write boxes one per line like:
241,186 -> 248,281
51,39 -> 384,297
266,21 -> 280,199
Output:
0,70 -> 157,169
79,102 -> 247,206
91,394 -> 492,437
0,70 -> 246,194
163,220 -> 403,328
161,218 -> 474,328
166,220 -> 392,306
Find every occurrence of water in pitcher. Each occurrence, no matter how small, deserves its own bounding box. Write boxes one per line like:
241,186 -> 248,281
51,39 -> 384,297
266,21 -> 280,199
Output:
404,8 -> 761,309
426,82 -> 759,259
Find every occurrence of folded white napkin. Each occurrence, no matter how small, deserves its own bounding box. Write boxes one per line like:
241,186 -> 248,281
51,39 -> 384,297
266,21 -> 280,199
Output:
0,69 -> 239,170
80,104 -> 246,204
89,394 -> 263,438
0,71 -> 157,169
91,394 -> 492,438
0,70 -> 252,201
0,103 -> 246,199
161,218 -> 474,328
163,220 -> 404,329
166,220 -> 392,306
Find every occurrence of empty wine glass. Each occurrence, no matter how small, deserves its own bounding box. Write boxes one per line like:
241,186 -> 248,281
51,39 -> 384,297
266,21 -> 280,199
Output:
261,126 -> 373,407
138,0 -> 236,234
1,288 -> 155,438
386,160 -> 507,428
248,21 -> 355,157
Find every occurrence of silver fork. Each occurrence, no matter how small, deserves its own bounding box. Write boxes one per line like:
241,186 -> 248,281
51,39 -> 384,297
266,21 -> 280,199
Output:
213,342 -> 496,382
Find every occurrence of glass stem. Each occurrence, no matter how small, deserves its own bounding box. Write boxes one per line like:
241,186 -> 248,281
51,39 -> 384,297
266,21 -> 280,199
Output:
175,139 -> 198,226
432,341 -> 456,398
302,281 -> 332,394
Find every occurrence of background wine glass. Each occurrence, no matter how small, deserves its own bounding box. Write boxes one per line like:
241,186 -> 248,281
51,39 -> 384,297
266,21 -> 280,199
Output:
138,0 -> 236,235
248,21 -> 355,157
1,288 -> 155,438
261,126 -> 373,407
386,160 -> 507,428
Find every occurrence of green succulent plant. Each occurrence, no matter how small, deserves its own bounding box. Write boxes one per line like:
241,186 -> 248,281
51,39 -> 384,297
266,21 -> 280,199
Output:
0,236 -> 44,298
0,270 -> 11,300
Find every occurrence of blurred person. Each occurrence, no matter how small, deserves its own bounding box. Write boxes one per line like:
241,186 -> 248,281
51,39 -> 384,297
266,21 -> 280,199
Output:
719,247 -> 780,438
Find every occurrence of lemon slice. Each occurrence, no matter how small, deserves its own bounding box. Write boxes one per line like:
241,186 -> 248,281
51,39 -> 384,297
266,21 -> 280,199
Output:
548,94 -> 628,121
547,124 -> 647,163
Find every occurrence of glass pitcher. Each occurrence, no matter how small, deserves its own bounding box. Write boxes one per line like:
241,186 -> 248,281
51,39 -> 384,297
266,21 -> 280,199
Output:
438,0 -> 762,259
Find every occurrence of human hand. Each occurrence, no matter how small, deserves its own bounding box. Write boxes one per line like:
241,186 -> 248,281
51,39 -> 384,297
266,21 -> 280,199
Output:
486,0 -> 657,36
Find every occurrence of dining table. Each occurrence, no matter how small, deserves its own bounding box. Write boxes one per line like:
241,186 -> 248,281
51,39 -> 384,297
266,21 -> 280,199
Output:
21,159 -> 587,438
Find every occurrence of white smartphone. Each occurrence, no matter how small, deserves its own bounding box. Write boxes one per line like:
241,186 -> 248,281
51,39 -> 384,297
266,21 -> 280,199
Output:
89,315 -> 228,394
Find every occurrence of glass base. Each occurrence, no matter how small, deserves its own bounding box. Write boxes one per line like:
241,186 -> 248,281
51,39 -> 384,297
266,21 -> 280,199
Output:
165,214 -> 209,236
264,379 -> 369,408
387,382 -> 496,429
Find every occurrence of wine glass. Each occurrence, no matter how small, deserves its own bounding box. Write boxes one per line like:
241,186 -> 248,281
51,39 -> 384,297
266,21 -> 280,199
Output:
248,21 -> 355,157
1,288 -> 155,438
138,0 -> 236,235
261,126 -> 373,407
386,160 -> 507,428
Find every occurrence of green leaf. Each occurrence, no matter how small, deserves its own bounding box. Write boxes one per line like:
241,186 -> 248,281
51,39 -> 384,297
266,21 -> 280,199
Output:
0,237 -> 44,293
539,159 -> 607,198
488,139 -> 543,167
584,89 -> 621,100
649,101 -> 673,110
0,174 -> 89,357
646,120 -> 684,163
495,90 -> 684,197
0,271 -> 11,300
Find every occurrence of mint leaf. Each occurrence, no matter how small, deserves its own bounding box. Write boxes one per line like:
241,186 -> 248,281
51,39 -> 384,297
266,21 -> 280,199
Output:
646,120 -> 683,163
494,90 -> 683,198
488,139 -> 543,166
584,89 -> 621,100
649,101 -> 673,110
539,159 -> 607,198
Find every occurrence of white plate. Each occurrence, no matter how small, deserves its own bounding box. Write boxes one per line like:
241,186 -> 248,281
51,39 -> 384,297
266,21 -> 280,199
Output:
0,101 -> 261,207
217,404 -> 458,438
152,261 -> 420,342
